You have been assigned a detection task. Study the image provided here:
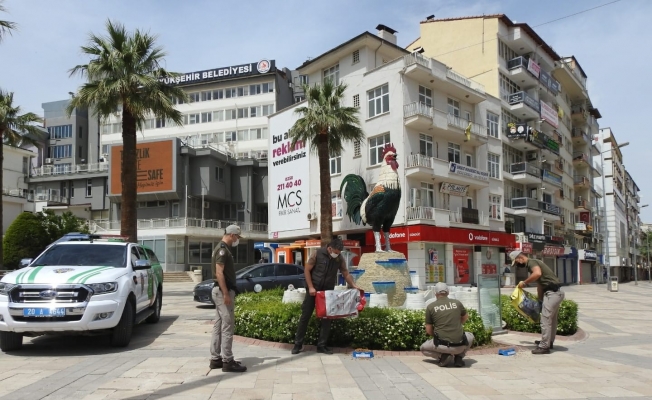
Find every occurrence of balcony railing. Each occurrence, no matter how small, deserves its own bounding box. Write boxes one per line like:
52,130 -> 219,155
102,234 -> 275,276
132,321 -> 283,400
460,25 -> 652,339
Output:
511,197 -> 540,210
510,162 -> 540,177
2,187 -> 32,200
561,60 -> 587,89
540,201 -> 561,216
406,154 -> 433,169
31,162 -> 109,177
446,69 -> 485,94
34,192 -> 68,204
92,218 -> 268,233
573,152 -> 589,164
574,175 -> 590,186
404,52 -> 430,69
576,198 -> 592,210
508,91 -> 540,112
447,114 -> 486,137
571,128 -> 590,143
507,56 -> 530,71
403,102 -> 434,119
449,208 -> 488,226
406,206 -> 436,221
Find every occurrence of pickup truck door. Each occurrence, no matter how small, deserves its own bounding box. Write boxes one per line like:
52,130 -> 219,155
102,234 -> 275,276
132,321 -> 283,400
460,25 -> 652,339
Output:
130,246 -> 150,312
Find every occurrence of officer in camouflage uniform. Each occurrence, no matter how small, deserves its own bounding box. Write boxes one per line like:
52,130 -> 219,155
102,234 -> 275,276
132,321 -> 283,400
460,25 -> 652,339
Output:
209,225 -> 246,373
420,282 -> 474,367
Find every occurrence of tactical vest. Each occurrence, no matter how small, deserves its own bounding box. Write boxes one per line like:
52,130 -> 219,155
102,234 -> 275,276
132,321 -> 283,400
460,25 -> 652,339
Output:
310,248 -> 342,291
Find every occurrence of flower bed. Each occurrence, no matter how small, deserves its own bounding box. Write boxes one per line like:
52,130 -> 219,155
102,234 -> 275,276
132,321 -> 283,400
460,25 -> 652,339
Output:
234,289 -> 492,351
500,295 -> 578,335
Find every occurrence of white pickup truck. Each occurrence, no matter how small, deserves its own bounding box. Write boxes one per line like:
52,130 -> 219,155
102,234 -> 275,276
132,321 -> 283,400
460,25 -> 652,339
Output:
0,238 -> 163,351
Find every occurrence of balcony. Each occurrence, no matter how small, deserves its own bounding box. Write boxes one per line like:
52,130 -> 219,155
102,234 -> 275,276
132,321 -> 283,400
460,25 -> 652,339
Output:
574,222 -> 593,235
2,187 -> 32,201
572,152 -> 590,167
450,208 -> 489,227
30,162 -> 109,181
506,56 -> 540,88
539,201 -> 561,216
91,218 -> 269,239
406,207 -> 450,226
510,197 -> 560,218
571,128 -> 591,146
593,161 -> 603,177
509,162 -> 541,184
553,59 -> 588,100
446,114 -> 487,144
576,198 -> 592,211
34,190 -> 68,205
403,102 -> 434,131
405,153 -> 434,179
507,91 -> 540,120
571,105 -> 590,125
403,53 -> 432,82
445,69 -> 486,103
574,175 -> 591,188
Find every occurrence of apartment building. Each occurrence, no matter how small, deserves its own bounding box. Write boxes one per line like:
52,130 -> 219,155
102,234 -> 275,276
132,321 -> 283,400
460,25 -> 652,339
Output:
268,25 -> 515,288
26,59 -> 294,272
624,170 -> 643,275
2,145 -> 37,234
407,14 -> 605,284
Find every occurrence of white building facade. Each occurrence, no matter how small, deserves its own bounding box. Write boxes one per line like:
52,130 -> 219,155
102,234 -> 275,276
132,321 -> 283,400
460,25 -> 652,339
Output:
2,145 -> 36,234
269,27 -> 515,288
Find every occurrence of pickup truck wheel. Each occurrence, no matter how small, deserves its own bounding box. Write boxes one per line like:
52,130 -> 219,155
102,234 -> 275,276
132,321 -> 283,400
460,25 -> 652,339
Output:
0,332 -> 23,352
146,289 -> 162,324
110,299 -> 134,347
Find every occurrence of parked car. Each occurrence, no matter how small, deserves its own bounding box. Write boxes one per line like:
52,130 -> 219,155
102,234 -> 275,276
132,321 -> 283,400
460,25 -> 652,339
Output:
0,238 -> 164,352
193,263 -> 305,304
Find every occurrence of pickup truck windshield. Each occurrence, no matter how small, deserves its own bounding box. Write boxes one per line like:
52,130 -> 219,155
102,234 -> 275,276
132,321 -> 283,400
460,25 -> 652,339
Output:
32,244 -> 127,268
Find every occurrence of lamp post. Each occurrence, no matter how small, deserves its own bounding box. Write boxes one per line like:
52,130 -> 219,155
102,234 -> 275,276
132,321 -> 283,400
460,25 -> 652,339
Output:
601,141 -> 629,290
635,204 -> 649,286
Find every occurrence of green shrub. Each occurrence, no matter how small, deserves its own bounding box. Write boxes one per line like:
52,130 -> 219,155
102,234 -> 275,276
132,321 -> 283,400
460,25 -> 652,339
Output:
500,294 -> 578,335
234,289 -> 492,351
2,212 -> 50,269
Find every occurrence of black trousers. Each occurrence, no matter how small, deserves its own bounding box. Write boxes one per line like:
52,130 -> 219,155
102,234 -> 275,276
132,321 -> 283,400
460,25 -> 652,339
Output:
294,293 -> 331,348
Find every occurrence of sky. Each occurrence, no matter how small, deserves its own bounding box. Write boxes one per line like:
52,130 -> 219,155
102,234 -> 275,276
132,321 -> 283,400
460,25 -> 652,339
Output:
1,0 -> 650,220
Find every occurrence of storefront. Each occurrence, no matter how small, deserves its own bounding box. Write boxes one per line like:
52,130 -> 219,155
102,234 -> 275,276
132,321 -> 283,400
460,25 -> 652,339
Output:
364,225 -> 516,288
578,249 -> 598,284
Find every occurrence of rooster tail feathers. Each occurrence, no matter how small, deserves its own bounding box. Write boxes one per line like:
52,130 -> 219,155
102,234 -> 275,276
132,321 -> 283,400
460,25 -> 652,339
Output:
340,174 -> 369,225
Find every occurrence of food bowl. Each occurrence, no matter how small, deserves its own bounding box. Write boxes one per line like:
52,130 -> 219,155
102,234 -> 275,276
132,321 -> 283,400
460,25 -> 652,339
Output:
403,287 -> 419,294
372,281 -> 396,294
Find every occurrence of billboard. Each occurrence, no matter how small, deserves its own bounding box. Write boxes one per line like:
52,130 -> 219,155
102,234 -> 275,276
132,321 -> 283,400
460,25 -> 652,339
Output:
268,107 -> 311,237
109,139 -> 176,195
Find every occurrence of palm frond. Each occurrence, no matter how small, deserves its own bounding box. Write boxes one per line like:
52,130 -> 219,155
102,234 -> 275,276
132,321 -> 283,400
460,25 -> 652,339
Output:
0,0 -> 17,42
0,89 -> 44,147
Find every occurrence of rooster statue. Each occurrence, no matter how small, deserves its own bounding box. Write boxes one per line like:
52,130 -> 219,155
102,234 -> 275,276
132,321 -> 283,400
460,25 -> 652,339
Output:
340,143 -> 401,252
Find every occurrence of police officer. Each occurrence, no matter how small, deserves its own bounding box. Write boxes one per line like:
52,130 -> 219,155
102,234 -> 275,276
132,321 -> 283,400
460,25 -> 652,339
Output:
209,225 -> 246,372
509,251 -> 564,354
291,238 -> 360,355
420,282 -> 474,367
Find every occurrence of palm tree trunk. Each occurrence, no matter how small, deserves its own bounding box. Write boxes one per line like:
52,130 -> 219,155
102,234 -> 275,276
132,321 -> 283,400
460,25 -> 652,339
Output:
0,141 -> 4,268
317,134 -> 332,246
121,108 -> 138,243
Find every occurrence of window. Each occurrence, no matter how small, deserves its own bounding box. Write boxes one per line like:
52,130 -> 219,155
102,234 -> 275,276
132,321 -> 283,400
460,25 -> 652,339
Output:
213,89 -> 224,100
188,92 -> 200,103
250,106 -> 260,117
487,112 -> 499,138
262,82 -> 274,93
237,86 -> 249,97
225,109 -> 236,120
330,153 -> 341,175
332,191 -> 343,218
499,73 -> 520,101
201,91 -> 212,101
171,202 -> 180,218
225,131 -> 236,142
53,163 -> 71,174
237,130 -> 249,141
215,166 -> 224,182
188,113 -> 200,124
250,128 -> 267,140
419,134 -> 433,157
201,112 -> 212,123
353,140 -> 361,158
369,133 -> 391,166
323,64 -> 339,84
489,195 -> 502,220
78,126 -> 83,138
419,86 -> 432,107
22,157 -> 28,174
298,75 -> 309,85
47,125 -> 72,139
488,153 -> 500,179
249,84 -> 261,95
144,248 -> 160,264
421,182 -> 435,207
498,40 -> 518,62
352,50 -> 360,64
237,108 -> 248,119
262,104 -> 275,116
448,143 -> 460,164
48,144 -> 73,159
368,84 -> 389,118
61,182 -> 68,198
86,179 -> 92,197
353,94 -> 360,108
447,98 -> 460,117
503,144 -> 523,173
225,87 -> 236,98
213,110 -> 224,122
71,181 -> 74,198
295,96 -> 305,102
137,200 -> 165,208
155,118 -> 166,129
79,146 -> 83,158
277,264 -> 300,276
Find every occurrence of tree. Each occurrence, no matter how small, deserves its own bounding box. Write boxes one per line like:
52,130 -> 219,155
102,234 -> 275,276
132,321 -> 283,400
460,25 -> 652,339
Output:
0,0 -> 17,43
288,81 -> 364,246
2,212 -> 49,269
67,20 -> 187,243
41,210 -> 90,243
0,91 -> 43,269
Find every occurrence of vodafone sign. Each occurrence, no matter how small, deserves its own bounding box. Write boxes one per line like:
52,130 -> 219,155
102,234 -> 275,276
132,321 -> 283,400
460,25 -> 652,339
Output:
365,225 -> 515,247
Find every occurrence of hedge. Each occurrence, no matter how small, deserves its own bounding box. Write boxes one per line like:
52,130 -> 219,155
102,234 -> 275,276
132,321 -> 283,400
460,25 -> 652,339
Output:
500,294 -> 578,335
234,289 -> 492,351
2,212 -> 50,269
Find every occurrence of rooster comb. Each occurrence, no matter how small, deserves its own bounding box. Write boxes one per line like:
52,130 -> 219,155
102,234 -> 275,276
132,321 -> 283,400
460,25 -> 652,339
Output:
382,143 -> 397,155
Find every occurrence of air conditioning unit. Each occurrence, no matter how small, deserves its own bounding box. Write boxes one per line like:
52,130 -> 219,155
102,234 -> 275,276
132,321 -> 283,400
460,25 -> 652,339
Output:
307,213 -> 317,221
203,201 -> 210,209
45,158 -> 53,164
526,152 -> 538,161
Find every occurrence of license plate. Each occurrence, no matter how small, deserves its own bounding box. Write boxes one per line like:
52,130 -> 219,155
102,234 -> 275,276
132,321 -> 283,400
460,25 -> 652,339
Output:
23,308 -> 66,317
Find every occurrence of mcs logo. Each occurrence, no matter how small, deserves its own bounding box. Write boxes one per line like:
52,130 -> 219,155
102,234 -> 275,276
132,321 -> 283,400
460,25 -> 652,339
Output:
277,190 -> 303,208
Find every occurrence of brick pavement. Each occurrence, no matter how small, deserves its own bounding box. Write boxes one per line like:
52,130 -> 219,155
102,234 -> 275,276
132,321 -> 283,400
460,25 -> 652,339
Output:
0,282 -> 650,399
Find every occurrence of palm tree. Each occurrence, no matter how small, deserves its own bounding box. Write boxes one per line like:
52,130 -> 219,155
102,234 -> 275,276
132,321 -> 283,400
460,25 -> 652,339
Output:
68,20 -> 188,243
289,81 -> 364,246
0,0 -> 17,42
0,90 -> 43,267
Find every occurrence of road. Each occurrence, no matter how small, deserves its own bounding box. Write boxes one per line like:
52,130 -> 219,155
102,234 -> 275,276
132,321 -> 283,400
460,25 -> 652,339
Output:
0,281 -> 651,399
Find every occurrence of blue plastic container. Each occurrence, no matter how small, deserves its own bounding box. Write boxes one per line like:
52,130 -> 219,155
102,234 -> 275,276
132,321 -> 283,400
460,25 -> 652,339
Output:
403,287 -> 419,294
372,281 -> 396,294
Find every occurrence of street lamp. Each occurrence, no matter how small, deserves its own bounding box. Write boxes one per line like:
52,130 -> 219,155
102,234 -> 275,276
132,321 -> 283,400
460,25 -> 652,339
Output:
601,141 -> 629,290
635,204 -> 649,286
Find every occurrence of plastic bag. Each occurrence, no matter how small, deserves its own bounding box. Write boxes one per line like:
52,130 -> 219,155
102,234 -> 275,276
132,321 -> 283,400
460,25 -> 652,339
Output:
510,287 -> 541,324
315,289 -> 366,319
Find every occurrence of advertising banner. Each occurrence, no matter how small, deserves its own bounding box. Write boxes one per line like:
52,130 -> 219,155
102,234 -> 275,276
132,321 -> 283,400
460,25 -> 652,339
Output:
453,248 -> 472,284
268,106 -> 311,236
540,101 -> 559,128
527,59 -> 541,79
109,139 -> 176,195
440,182 -> 469,196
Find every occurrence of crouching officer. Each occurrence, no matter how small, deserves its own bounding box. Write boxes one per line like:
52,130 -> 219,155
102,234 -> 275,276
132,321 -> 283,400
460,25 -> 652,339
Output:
420,282 -> 474,367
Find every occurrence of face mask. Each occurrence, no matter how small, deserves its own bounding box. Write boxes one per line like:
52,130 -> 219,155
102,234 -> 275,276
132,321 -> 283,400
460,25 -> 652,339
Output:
330,252 -> 339,259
